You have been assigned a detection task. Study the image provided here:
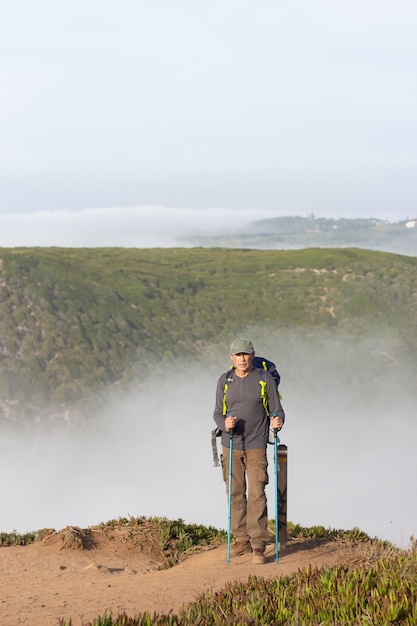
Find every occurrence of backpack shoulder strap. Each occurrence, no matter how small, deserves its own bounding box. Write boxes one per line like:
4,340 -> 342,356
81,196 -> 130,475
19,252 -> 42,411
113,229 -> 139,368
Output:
224,366 -> 271,415
257,368 -> 270,416
222,367 -> 234,416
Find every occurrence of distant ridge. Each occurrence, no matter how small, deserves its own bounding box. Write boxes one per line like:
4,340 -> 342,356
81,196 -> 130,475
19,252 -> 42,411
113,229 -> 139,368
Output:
179,215 -> 417,255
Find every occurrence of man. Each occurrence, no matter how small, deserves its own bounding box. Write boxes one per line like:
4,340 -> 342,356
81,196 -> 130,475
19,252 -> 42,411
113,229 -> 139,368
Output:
213,337 -> 285,564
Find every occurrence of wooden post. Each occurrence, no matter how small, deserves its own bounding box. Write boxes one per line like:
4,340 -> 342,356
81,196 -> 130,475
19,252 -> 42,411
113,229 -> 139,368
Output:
278,444 -> 288,551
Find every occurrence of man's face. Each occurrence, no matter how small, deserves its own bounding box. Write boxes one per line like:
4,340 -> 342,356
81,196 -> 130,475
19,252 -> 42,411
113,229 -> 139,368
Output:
230,351 -> 254,372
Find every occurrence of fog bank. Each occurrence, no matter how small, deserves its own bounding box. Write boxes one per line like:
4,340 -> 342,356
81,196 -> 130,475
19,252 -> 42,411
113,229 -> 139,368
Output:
1,331 -> 416,548
0,206 -> 274,248
0,205 -> 414,248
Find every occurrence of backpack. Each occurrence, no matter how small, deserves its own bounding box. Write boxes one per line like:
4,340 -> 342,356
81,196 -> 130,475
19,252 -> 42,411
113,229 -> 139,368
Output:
211,356 -> 281,466
252,356 -> 281,389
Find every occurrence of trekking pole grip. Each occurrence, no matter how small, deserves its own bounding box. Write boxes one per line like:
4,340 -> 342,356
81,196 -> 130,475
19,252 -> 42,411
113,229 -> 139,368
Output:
272,412 -> 279,437
226,415 -> 235,436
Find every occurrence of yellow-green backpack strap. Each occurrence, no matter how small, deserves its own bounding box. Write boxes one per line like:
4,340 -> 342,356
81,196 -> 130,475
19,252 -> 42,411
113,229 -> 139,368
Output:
259,378 -> 270,416
222,381 -> 229,416
261,359 -> 282,399
222,368 -> 234,416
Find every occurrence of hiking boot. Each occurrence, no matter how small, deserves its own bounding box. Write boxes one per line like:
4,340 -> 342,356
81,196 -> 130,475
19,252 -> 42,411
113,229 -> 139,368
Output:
253,548 -> 266,564
231,540 -> 252,557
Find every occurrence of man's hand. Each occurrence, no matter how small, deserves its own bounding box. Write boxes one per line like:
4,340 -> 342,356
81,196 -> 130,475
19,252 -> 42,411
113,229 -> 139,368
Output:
271,416 -> 283,431
225,415 -> 237,432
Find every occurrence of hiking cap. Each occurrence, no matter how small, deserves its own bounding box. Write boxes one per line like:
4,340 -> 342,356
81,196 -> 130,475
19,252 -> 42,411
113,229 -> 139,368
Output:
230,337 -> 254,354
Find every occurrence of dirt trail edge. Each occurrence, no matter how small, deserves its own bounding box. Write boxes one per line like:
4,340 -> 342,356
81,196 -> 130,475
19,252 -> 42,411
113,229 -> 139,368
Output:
1,536 -> 350,626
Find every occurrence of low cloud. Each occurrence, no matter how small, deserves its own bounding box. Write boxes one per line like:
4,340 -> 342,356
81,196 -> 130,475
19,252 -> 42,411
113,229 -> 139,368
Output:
0,205 -> 280,248
1,331 -> 416,548
2,204 -> 413,248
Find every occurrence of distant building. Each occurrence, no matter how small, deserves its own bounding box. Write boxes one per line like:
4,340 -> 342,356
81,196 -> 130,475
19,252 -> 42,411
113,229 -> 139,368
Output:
405,220 -> 417,228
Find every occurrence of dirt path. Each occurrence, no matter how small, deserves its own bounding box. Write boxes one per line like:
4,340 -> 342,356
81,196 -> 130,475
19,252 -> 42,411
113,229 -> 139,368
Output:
0,532 -> 351,626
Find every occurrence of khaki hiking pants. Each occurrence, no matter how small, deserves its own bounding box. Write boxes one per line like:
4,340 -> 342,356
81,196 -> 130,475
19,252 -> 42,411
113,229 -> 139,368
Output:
221,446 -> 270,550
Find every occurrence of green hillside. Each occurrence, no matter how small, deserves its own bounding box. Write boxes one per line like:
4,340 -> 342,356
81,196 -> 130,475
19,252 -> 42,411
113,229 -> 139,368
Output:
1,246 -> 416,423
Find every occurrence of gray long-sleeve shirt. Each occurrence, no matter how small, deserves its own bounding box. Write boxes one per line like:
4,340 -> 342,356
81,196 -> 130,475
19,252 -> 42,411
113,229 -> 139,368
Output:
213,367 -> 285,450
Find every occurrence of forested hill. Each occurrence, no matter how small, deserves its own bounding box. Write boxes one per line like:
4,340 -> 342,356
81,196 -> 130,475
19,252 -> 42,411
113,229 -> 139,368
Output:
1,246 -> 416,423
180,216 -> 417,255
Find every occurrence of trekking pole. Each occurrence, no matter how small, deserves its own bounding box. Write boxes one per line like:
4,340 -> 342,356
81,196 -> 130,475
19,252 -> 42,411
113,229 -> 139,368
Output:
227,426 -> 234,565
274,428 -> 280,563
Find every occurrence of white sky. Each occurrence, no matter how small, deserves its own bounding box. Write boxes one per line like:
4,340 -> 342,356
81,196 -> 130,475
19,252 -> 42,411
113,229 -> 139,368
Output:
1,0 -> 416,243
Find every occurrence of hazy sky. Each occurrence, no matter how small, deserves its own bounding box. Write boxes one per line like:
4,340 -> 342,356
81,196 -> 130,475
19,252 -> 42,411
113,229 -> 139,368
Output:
1,1 -> 416,246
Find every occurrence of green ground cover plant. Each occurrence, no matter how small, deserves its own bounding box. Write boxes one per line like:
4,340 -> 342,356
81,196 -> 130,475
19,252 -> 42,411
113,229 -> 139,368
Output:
0,529 -> 37,546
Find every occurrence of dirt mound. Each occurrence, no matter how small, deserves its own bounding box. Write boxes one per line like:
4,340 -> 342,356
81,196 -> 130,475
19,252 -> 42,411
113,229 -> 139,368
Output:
36,523 -> 168,570
0,530 -> 363,626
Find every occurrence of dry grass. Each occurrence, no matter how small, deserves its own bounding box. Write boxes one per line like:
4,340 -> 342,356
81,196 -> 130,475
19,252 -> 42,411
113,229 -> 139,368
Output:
337,537 -> 406,569
58,526 -> 92,550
